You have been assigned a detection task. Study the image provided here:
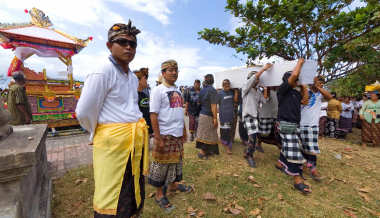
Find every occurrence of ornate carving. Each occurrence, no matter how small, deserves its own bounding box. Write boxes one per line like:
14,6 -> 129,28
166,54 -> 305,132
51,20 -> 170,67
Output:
29,8 -> 53,27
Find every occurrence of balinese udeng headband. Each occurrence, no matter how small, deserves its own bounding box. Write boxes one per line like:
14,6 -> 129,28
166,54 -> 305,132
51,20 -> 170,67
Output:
108,20 -> 141,42
161,60 -> 178,71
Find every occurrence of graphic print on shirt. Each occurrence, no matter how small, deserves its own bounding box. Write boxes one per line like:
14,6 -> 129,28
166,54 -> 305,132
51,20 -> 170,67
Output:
307,90 -> 317,107
139,97 -> 149,108
167,91 -> 183,108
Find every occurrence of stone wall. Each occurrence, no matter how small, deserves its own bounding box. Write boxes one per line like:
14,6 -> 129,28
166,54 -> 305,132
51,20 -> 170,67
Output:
0,124 -> 51,218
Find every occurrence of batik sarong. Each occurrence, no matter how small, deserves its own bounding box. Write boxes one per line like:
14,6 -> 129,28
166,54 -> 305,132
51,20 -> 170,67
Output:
339,117 -> 353,132
362,120 -> 380,146
148,161 -> 183,188
196,114 -> 219,155
188,114 -> 199,134
152,135 -> 184,164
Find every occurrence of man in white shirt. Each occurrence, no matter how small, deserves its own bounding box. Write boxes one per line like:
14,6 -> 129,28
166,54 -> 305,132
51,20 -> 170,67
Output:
76,21 -> 149,218
299,76 -> 332,182
148,60 -> 191,212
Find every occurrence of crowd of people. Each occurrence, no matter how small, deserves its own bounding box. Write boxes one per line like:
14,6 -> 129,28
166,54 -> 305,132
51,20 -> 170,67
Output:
1,20 -> 379,217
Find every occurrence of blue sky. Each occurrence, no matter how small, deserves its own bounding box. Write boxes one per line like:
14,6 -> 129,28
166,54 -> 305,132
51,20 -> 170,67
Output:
0,0 -> 367,88
0,0 -> 247,87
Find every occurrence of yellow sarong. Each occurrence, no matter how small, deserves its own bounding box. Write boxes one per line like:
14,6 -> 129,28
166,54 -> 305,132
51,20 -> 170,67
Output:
92,119 -> 149,215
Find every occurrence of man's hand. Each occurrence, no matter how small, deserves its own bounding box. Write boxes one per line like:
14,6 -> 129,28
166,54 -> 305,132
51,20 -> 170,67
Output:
154,135 -> 164,148
298,58 -> 305,65
371,111 -> 376,119
360,115 -> 364,120
185,110 -> 188,116
300,84 -> 308,89
263,63 -> 273,71
213,118 -> 218,128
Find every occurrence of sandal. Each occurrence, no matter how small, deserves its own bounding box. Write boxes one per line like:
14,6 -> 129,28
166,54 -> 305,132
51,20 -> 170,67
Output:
294,183 -> 311,195
155,196 -> 175,213
165,184 -> 193,193
176,184 -> 193,193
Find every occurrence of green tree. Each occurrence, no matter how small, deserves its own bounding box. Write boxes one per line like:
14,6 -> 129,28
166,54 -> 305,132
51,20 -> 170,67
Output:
328,69 -> 380,97
198,0 -> 380,80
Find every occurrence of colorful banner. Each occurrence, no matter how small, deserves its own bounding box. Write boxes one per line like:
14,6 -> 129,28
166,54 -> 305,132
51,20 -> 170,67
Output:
3,44 -> 74,77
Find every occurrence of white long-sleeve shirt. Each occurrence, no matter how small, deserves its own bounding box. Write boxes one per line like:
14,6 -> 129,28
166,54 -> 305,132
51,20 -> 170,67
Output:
341,102 -> 354,119
75,56 -> 142,141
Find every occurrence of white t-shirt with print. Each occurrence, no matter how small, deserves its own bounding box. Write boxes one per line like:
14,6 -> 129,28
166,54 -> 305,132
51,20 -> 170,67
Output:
300,91 -> 323,126
150,84 -> 184,137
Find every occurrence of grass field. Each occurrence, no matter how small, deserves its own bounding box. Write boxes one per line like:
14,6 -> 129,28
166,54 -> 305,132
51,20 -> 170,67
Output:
52,129 -> 380,217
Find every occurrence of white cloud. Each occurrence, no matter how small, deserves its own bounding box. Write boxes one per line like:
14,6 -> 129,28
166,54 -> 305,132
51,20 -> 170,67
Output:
0,0 -> 124,28
0,8 -> 25,23
1,0 -> 175,26
131,31 -> 202,85
0,1 -> 238,87
109,0 -> 174,25
71,51 -> 109,81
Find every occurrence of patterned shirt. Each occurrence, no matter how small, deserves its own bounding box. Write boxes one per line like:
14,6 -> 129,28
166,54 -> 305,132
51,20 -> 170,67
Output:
184,87 -> 201,116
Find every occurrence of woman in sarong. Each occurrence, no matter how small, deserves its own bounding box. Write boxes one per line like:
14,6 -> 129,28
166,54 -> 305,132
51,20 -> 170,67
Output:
195,74 -> 219,158
360,91 -> 380,147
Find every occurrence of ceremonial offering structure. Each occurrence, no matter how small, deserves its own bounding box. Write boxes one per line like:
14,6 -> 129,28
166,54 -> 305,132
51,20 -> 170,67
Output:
365,81 -> 380,92
0,8 -> 90,128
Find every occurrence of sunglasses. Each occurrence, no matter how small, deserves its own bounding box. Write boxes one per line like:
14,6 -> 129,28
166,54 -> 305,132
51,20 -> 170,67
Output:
112,38 -> 137,49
